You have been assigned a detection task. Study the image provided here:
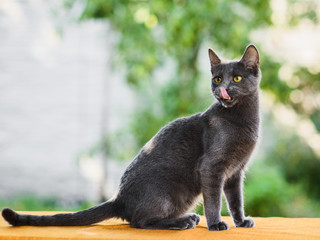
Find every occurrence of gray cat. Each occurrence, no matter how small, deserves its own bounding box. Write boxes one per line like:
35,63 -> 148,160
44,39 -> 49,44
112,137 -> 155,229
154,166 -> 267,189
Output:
2,44 -> 260,231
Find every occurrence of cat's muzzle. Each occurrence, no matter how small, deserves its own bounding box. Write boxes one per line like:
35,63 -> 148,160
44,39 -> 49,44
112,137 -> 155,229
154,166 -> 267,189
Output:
215,87 -> 239,108
220,98 -> 234,108
214,95 -> 238,108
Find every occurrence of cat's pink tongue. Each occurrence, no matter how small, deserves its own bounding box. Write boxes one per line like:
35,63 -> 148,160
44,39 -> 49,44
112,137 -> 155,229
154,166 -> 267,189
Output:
219,87 -> 231,100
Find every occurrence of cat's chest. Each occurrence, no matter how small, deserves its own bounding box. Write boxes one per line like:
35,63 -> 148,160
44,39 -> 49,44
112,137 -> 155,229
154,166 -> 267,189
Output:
206,116 -> 258,176
209,116 -> 258,143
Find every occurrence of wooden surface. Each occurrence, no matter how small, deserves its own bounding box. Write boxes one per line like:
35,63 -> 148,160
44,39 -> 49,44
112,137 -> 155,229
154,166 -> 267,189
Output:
1,211 -> 320,240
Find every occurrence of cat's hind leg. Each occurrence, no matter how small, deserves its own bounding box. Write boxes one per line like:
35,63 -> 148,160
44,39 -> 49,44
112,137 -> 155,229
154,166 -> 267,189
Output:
131,213 -> 200,230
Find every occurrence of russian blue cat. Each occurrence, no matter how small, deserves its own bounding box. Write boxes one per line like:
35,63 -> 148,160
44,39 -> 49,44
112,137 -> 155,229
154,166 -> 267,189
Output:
2,44 -> 260,231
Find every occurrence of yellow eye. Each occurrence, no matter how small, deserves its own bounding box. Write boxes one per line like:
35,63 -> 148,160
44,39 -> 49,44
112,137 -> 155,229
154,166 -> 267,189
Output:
214,76 -> 222,83
234,75 -> 242,82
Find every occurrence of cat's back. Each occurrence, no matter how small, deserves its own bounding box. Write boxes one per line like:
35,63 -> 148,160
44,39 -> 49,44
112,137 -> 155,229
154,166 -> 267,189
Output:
153,113 -> 205,150
135,113 -> 205,166
119,113 -> 206,186
117,113 -> 206,205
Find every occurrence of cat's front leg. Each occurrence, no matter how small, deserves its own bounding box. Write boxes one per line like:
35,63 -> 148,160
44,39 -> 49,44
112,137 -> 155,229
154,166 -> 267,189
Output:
200,164 -> 228,231
223,171 -> 254,228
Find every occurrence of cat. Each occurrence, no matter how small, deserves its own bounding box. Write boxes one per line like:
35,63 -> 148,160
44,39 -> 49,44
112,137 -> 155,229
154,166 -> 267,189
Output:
2,44 -> 260,231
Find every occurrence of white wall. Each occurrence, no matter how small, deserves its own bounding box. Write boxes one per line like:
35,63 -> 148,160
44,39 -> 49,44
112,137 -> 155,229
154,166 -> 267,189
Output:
0,0 -> 133,203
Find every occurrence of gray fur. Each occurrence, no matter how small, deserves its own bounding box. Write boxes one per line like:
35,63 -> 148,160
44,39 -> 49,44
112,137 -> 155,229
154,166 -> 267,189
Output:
2,45 -> 261,231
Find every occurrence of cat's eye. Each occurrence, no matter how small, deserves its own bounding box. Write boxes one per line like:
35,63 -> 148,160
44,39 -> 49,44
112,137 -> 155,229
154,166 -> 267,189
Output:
233,75 -> 242,82
214,76 -> 222,83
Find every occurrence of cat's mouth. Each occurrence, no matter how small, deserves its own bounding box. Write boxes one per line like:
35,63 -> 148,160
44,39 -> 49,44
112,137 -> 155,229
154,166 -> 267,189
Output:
216,97 -> 236,108
215,87 -> 237,108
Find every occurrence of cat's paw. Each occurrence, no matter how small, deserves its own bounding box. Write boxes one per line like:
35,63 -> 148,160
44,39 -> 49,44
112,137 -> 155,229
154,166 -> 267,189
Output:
208,221 -> 229,231
236,217 -> 255,228
169,219 -> 195,230
186,213 -> 200,225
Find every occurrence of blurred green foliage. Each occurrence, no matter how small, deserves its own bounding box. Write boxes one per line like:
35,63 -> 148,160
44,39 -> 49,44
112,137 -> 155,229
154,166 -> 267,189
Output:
64,0 -> 320,217
0,196 -> 92,212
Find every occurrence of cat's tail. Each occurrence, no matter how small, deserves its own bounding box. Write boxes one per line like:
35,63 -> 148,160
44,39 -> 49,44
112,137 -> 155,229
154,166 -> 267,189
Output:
1,200 -> 123,226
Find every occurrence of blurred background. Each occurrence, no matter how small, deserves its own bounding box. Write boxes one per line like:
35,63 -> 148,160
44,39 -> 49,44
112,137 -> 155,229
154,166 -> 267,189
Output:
0,0 -> 319,217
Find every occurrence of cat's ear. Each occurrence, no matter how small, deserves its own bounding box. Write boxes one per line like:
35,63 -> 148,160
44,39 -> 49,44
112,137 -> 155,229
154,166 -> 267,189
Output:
240,44 -> 260,70
208,48 -> 221,71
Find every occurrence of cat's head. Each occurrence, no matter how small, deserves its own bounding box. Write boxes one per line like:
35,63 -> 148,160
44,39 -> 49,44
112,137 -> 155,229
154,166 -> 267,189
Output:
208,45 -> 261,108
